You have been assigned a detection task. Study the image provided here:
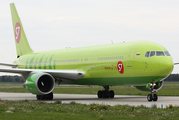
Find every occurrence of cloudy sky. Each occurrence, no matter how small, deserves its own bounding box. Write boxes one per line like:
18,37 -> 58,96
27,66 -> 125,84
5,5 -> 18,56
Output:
0,0 -> 179,74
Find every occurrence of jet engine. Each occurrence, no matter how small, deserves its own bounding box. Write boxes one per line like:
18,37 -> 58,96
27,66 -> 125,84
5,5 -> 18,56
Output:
135,81 -> 164,92
25,72 -> 55,95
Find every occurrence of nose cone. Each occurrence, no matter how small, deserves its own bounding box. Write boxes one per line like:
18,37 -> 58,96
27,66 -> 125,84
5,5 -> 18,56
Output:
159,57 -> 174,76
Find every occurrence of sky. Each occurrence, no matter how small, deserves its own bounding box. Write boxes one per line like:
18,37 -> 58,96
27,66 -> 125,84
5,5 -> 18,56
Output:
0,0 -> 179,74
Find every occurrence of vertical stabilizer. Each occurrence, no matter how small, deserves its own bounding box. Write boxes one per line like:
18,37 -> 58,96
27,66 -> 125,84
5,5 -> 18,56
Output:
10,3 -> 33,58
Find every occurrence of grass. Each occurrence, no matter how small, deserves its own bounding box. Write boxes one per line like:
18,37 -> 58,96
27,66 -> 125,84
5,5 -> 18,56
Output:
0,100 -> 179,120
0,82 -> 179,96
0,82 -> 179,119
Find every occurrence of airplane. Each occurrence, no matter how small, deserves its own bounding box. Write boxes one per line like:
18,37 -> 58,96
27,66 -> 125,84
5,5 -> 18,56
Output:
0,3 -> 174,102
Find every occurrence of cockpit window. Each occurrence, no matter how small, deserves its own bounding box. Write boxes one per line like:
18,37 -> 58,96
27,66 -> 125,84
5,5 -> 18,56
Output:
145,51 -> 150,57
145,51 -> 170,57
150,51 -> 155,57
156,51 -> 164,56
164,51 -> 170,56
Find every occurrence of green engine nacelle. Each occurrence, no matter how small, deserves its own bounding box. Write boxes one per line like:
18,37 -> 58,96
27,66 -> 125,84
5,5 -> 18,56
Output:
25,72 -> 55,95
135,81 -> 164,92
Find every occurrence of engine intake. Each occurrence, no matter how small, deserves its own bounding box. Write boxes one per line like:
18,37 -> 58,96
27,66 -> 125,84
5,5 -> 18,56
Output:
25,72 -> 55,95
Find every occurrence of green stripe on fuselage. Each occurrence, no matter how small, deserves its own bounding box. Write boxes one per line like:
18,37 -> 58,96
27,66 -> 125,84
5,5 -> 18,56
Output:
61,76 -> 167,86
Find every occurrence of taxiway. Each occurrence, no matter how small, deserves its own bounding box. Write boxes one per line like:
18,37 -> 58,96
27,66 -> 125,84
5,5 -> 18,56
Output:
0,92 -> 178,108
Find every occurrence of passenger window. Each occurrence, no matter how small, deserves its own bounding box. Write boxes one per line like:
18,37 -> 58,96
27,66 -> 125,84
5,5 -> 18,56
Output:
164,51 -> 170,56
145,51 -> 150,57
156,51 -> 164,56
150,51 -> 155,57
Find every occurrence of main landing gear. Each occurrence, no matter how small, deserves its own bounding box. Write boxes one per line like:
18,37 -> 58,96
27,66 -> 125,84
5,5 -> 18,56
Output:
36,92 -> 53,100
97,86 -> 115,98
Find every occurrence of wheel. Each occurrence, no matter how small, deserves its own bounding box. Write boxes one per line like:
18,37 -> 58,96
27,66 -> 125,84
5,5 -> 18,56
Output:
45,92 -> 53,100
153,94 -> 158,101
41,95 -> 45,100
36,95 -> 41,100
36,93 -> 53,100
49,92 -> 53,100
97,90 -> 103,98
147,94 -> 153,101
102,91 -> 108,98
36,95 -> 44,100
109,90 -> 114,98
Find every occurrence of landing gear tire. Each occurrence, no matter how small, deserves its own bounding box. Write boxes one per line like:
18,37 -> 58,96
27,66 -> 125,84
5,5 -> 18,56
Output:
97,86 -> 115,99
36,95 -> 41,100
147,94 -> 158,102
153,94 -> 158,101
36,92 -> 53,100
97,90 -> 103,98
102,90 -> 108,98
109,90 -> 114,98
147,94 -> 153,101
42,95 -> 45,100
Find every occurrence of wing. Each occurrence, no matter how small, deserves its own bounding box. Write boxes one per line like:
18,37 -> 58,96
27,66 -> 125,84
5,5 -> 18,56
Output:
0,67 -> 84,81
0,63 -> 17,67
174,63 -> 179,65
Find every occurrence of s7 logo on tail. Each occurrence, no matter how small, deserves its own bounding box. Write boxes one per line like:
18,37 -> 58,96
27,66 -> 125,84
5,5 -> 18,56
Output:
15,22 -> 21,43
117,61 -> 124,74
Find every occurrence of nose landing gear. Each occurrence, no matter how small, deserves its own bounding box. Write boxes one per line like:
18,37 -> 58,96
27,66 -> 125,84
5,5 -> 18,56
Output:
147,83 -> 158,102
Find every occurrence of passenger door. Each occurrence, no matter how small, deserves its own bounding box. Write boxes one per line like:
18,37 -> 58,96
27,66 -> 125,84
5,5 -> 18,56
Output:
127,50 -> 134,67
90,52 -> 96,69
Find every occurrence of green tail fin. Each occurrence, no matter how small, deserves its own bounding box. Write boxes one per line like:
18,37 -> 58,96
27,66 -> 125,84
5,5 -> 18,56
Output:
10,3 -> 33,58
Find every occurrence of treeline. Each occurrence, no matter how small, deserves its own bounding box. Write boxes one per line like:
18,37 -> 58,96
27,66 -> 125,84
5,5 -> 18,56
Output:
0,75 -> 24,83
164,74 -> 179,82
0,74 -> 179,83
